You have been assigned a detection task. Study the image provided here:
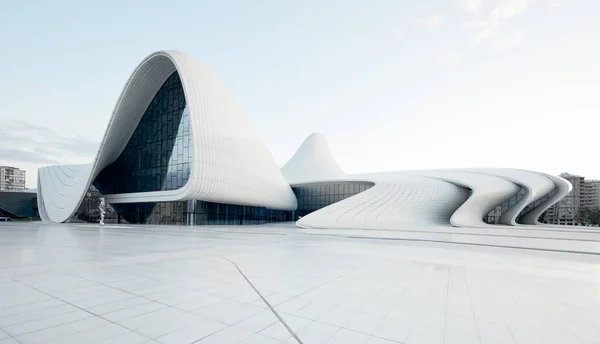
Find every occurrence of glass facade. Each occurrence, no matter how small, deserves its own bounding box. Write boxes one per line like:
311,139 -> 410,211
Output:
484,188 -> 526,224
71,185 -> 118,223
518,188 -> 557,222
113,202 -> 187,225
484,188 -> 558,224
70,182 -> 374,225
71,194 -> 292,225
189,201 -> 292,225
94,72 -> 192,195
292,182 -> 374,218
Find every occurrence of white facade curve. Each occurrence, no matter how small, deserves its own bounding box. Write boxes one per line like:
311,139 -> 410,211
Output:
281,133 -> 345,184
37,164 -> 93,222
519,173 -> 572,225
458,169 -> 556,226
37,51 -> 572,228
407,170 -> 522,227
283,135 -> 571,230
38,51 -> 296,223
295,175 -> 470,230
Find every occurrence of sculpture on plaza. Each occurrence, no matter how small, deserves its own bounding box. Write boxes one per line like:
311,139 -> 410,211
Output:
99,197 -> 106,225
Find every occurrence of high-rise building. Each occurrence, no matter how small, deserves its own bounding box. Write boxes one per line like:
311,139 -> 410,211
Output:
582,179 -> 600,209
545,173 -> 583,225
0,166 -> 26,191
545,173 -> 600,225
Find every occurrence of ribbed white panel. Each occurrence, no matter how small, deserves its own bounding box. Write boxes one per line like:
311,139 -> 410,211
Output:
38,51 -> 296,223
409,170 -> 521,227
296,175 -> 469,230
37,164 -> 93,223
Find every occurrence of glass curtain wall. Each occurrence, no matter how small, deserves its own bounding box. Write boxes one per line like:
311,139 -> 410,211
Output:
292,182 -> 374,219
94,71 -> 192,195
189,201 -> 292,225
484,187 -> 559,224
484,188 -> 526,224
71,197 -> 292,225
92,71 -> 192,223
71,185 -> 118,223
518,188 -> 557,223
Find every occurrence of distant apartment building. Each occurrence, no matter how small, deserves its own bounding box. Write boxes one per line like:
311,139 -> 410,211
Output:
582,179 -> 600,209
545,173 -> 600,225
0,166 -> 26,191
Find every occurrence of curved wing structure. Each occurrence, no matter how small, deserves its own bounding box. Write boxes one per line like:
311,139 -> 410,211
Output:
409,170 -> 521,227
38,51 -> 296,223
285,135 -> 571,230
519,173 -> 572,225
37,164 -> 93,222
296,175 -> 470,230
459,169 -> 556,226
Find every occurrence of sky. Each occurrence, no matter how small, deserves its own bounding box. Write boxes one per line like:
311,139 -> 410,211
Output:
1,0 -> 599,188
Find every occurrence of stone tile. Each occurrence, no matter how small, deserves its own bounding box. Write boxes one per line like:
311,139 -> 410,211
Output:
48,323 -> 129,344
291,321 -> 339,344
1,222 -> 599,344
239,333 -> 283,343
155,318 -> 228,344
5,310 -> 93,336
326,328 -> 370,344
195,326 -> 254,343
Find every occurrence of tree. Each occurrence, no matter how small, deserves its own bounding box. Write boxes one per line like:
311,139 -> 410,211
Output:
581,207 -> 600,226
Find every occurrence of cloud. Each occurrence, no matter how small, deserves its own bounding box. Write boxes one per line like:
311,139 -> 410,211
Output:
0,120 -> 99,166
456,0 -> 483,14
468,0 -> 534,44
493,31 -> 528,50
437,52 -> 461,66
496,0 -> 532,18
417,14 -> 445,29
0,147 -> 61,165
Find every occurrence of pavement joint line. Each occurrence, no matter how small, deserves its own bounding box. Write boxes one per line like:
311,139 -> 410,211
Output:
7,278 -> 154,342
213,255 -> 305,344
339,235 -> 600,256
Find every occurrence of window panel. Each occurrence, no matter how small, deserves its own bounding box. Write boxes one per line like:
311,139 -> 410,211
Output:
93,72 -> 192,194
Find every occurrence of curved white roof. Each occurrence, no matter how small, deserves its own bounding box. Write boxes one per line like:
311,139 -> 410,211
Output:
288,135 -> 571,230
38,51 -> 296,223
281,133 -> 344,184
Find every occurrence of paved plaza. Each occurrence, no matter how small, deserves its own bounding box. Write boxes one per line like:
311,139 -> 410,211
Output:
0,222 -> 599,344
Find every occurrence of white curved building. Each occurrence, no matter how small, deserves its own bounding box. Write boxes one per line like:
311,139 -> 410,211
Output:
37,50 -> 572,229
38,51 -> 296,224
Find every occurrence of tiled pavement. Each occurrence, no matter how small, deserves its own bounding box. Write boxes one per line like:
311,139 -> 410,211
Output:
0,222 -> 599,343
